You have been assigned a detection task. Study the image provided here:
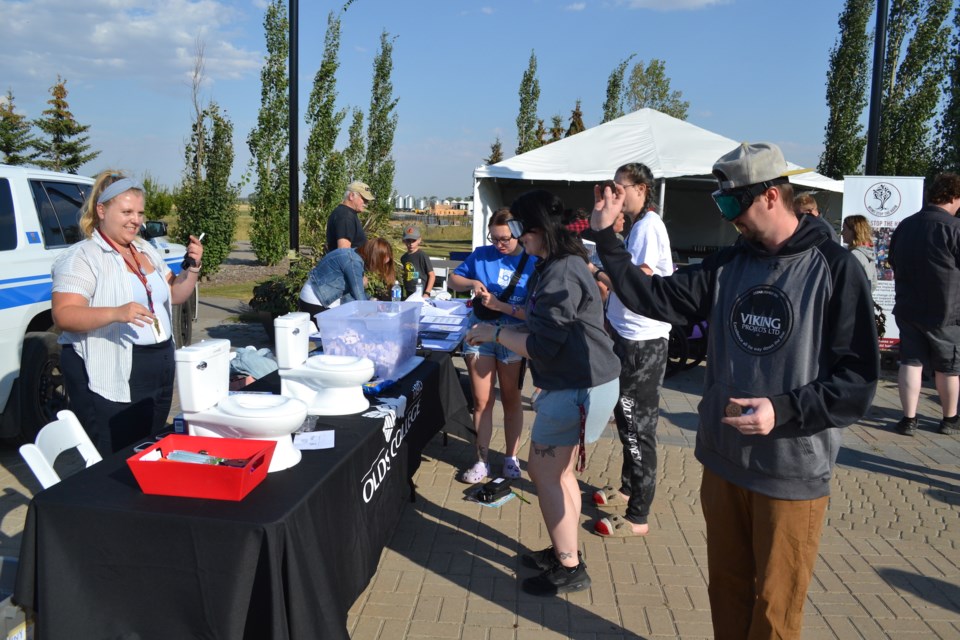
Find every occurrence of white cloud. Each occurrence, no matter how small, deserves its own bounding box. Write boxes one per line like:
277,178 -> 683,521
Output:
624,0 -> 728,10
0,0 -> 261,94
481,7 -> 494,15
565,3 -> 587,10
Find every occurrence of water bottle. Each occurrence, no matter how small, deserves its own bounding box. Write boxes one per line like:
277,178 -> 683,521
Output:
415,278 -> 423,297
391,281 -> 402,301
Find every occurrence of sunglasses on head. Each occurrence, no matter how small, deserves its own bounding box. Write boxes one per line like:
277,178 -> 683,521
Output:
506,219 -> 526,238
711,179 -> 786,221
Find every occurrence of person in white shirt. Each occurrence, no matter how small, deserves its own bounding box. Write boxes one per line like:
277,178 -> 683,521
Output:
588,163 -> 673,537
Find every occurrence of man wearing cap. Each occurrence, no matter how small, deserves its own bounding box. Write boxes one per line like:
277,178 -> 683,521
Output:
326,181 -> 373,251
591,142 -> 878,639
400,225 -> 435,297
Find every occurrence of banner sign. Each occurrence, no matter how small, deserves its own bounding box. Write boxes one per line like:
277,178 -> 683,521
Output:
842,175 -> 925,351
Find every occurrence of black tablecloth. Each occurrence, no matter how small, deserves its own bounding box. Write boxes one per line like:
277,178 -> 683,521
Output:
15,352 -> 471,640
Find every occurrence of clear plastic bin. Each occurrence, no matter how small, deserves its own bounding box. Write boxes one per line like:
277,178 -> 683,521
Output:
318,301 -> 421,380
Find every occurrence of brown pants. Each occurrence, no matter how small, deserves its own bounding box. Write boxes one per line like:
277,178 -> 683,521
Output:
700,467 -> 828,640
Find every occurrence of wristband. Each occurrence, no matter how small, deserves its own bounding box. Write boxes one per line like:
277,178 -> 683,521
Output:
187,266 -> 201,274
593,268 -> 604,281
494,326 -> 502,344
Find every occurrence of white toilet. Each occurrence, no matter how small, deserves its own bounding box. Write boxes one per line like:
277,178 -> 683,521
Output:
274,312 -> 376,416
175,339 -> 308,472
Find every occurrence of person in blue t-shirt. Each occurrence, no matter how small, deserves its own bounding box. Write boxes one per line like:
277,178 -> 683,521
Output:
449,208 -> 537,483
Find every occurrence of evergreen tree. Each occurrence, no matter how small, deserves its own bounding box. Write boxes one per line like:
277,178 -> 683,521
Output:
566,99 -> 586,137
302,10 -> 347,251
365,30 -> 399,233
515,51 -> 541,154
819,0 -> 872,179
33,76 -> 99,173
877,0 -> 952,177
0,89 -> 38,165
548,114 -> 564,143
247,0 -> 291,265
534,119 -> 547,148
344,108 -> 366,182
484,137 -> 504,165
623,58 -> 689,120
935,3 -> 960,173
175,102 -> 239,277
602,55 -> 634,123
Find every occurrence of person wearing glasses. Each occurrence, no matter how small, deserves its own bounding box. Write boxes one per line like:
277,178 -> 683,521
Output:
591,142 -> 878,639
465,191 -> 619,596
326,181 -> 373,251
449,208 -> 538,483
52,170 -> 203,454
587,163 -> 673,540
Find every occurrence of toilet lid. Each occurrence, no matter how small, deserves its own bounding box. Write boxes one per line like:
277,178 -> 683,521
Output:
305,354 -> 375,374
219,393 -> 306,418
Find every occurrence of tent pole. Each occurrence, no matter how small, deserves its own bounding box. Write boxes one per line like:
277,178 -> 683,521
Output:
659,179 -> 666,219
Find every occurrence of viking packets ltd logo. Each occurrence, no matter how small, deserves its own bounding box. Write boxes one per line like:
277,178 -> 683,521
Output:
864,182 -> 901,218
729,285 -> 793,355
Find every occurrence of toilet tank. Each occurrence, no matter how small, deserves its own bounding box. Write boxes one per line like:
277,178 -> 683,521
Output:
274,312 -> 312,369
175,339 -> 232,412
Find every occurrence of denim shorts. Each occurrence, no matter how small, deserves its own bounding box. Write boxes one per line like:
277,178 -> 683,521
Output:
531,377 -> 620,446
462,317 -> 523,364
897,320 -> 960,374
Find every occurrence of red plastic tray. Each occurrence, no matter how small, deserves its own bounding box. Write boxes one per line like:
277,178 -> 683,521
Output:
127,434 -> 276,501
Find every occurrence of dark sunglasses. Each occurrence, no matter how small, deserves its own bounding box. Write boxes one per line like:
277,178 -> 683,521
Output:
711,180 -> 784,222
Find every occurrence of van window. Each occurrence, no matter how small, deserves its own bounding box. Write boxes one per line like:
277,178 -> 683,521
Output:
0,179 -> 16,251
30,180 -> 89,247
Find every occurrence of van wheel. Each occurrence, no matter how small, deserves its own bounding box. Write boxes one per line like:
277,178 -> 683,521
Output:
172,289 -> 196,347
19,332 -> 69,441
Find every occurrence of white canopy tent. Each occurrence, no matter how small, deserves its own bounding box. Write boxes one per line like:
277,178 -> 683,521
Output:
472,109 -> 843,255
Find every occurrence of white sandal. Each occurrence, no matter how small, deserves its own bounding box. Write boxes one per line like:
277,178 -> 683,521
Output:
460,461 -> 489,484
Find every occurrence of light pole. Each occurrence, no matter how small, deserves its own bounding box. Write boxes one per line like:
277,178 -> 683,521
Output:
288,0 -> 299,253
865,0 -> 889,175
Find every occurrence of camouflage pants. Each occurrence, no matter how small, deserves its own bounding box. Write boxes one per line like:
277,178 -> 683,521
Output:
612,334 -> 668,525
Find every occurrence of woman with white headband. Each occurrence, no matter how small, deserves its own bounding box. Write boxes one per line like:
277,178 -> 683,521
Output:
51,170 -> 203,454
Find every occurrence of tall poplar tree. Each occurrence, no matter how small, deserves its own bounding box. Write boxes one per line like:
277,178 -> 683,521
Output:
344,108 -> 366,183
33,76 -> 99,173
566,99 -> 586,137
819,0 -> 872,179
302,10 -> 346,250
515,51 -> 541,154
0,90 -> 39,165
247,0 -> 290,265
877,0 -> 952,177
602,55 -> 634,123
935,3 -> 960,173
365,30 -> 399,232
624,58 -> 689,120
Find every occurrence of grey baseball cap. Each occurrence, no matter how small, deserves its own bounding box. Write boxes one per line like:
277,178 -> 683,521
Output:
712,142 -> 790,191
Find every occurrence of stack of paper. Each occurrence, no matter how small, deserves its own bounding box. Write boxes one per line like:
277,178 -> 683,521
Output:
419,300 -> 469,351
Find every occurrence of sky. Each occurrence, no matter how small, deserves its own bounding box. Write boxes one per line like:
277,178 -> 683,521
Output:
1,0 -> 859,199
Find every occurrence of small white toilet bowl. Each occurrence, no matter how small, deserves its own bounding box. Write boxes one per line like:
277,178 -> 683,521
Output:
279,354 -> 375,416
186,394 -> 308,472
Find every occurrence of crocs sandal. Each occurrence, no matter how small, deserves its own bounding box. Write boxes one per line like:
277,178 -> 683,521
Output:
460,461 -> 490,484
592,485 -> 627,507
502,458 -> 522,479
593,514 -> 648,537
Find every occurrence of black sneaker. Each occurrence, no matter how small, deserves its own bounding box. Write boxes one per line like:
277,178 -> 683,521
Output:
521,547 -> 583,571
521,562 -> 591,596
939,416 -> 959,436
895,417 -> 917,436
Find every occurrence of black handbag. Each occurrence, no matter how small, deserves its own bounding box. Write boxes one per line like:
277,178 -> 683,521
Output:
470,253 -> 530,322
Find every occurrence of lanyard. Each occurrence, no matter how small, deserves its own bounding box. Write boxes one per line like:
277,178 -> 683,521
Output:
98,230 -> 159,331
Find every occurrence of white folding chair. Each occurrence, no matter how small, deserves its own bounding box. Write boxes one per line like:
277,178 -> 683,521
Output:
19,410 -> 102,489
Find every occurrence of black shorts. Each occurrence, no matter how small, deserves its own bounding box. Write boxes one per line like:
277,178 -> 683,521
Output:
896,320 -> 960,374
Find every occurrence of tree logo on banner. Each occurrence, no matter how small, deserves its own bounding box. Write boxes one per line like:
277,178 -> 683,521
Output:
864,182 -> 902,218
